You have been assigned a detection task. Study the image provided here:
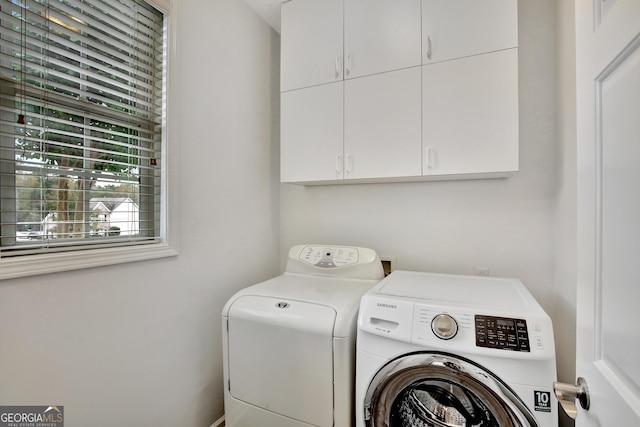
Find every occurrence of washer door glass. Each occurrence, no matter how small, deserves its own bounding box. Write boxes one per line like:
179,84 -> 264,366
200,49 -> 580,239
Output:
364,353 -> 538,427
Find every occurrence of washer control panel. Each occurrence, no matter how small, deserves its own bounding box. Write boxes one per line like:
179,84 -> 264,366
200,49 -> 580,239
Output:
475,315 -> 530,352
358,271 -> 555,358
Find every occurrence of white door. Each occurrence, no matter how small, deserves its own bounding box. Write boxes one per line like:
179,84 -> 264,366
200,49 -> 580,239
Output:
572,0 -> 640,424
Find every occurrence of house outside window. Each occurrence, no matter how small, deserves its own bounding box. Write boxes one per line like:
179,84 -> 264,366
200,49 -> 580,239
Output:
0,0 -> 174,278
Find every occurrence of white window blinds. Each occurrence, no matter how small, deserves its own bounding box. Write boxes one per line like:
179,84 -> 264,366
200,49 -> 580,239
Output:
0,0 -> 164,257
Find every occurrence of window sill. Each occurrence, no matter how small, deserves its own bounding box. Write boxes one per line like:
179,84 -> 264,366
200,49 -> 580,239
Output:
0,243 -> 178,281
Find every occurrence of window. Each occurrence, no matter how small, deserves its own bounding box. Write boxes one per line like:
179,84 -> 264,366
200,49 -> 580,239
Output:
0,0 -> 173,277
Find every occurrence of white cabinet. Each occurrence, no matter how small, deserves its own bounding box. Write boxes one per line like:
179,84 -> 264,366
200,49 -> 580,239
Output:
344,0 -> 422,80
281,0 -> 422,92
421,0 -> 519,178
281,67 -> 422,183
422,49 -> 519,176
422,0 -> 518,64
345,67 -> 422,180
281,83 -> 344,182
280,0 -> 343,92
280,0 -> 519,184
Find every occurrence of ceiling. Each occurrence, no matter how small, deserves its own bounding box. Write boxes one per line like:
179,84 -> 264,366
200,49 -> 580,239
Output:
244,0 -> 285,33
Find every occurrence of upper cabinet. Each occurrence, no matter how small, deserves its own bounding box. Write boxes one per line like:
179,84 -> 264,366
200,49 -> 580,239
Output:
280,0 -> 519,184
281,0 -> 422,92
344,0 -> 422,80
422,49 -> 519,176
280,0 -> 343,92
344,67 -> 422,180
422,0 -> 518,64
281,82 -> 344,183
281,67 -> 422,183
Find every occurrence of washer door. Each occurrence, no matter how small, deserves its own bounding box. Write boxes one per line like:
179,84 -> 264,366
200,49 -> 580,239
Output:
364,353 -> 538,427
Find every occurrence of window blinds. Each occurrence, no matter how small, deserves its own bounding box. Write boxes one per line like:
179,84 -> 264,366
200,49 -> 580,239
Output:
0,0 -> 164,256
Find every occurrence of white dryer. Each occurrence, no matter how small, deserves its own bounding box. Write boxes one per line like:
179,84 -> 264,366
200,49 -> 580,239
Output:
222,245 -> 384,427
356,270 -> 558,427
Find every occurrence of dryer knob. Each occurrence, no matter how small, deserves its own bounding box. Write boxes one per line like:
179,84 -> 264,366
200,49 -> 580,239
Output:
432,314 -> 458,340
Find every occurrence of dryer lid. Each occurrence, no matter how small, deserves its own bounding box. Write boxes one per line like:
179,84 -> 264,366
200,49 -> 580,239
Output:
364,353 -> 539,427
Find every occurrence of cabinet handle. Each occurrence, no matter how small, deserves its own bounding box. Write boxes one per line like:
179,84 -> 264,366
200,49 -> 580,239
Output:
336,155 -> 343,173
346,154 -> 353,173
426,147 -> 433,169
426,36 -> 432,60
346,53 -> 352,76
335,55 -> 342,79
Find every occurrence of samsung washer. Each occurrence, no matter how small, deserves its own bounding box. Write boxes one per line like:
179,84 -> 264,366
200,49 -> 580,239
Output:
222,245 -> 384,427
356,270 -> 558,427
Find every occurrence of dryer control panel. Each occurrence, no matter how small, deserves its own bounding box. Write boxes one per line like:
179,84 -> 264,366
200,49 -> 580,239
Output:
285,245 -> 384,280
297,245 -> 360,268
475,315 -> 530,352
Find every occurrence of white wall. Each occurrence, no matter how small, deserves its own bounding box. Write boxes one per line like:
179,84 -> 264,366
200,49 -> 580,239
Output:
280,0 -> 575,404
0,1 -> 280,426
553,1 -> 577,426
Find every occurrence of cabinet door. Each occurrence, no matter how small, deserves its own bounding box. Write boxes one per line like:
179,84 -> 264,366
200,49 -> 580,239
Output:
344,0 -> 422,80
422,49 -> 518,176
422,0 -> 517,64
281,83 -> 344,183
281,0 -> 344,92
345,67 -> 422,180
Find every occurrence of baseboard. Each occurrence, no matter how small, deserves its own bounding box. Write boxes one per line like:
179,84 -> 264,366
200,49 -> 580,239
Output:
210,415 -> 225,427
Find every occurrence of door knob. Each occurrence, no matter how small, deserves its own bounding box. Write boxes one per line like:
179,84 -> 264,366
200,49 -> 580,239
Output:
553,377 -> 590,419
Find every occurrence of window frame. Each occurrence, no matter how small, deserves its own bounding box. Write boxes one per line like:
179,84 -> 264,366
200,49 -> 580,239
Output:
0,0 -> 178,280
